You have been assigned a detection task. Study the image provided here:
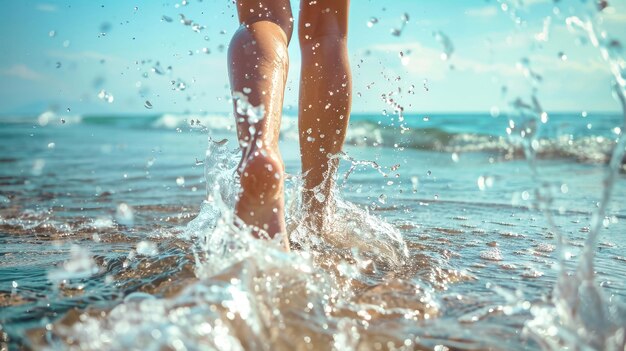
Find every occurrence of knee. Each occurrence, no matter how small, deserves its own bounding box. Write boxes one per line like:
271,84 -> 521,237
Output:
298,16 -> 347,49
238,7 -> 293,44
298,29 -> 346,58
238,149 -> 284,203
229,21 -> 291,68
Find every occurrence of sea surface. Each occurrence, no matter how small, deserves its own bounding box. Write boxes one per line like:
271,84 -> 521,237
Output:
0,111 -> 625,350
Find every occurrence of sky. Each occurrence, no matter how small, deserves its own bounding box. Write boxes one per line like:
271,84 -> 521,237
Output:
1,0 -> 625,116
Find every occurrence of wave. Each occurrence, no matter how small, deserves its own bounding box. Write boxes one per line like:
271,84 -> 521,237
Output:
343,123 -> 620,165
2,112 -> 622,165
132,114 -> 624,165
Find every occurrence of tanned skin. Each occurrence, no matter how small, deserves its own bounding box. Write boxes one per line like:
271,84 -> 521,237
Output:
228,0 -> 351,248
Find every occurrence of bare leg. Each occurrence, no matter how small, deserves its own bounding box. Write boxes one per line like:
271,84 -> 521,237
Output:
298,0 -> 351,229
228,0 -> 293,243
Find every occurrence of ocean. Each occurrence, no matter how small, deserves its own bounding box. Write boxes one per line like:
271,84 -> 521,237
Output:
0,111 -> 624,350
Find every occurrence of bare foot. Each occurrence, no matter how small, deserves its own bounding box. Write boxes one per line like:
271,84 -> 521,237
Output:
301,188 -> 328,233
236,148 -> 287,245
300,160 -> 339,234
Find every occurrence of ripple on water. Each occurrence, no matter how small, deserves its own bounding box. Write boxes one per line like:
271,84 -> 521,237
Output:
479,248 -> 503,262
534,243 -> 555,253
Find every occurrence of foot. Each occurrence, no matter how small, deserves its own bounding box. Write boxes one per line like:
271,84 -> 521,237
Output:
236,148 -> 286,241
300,160 -> 338,233
302,186 -> 331,234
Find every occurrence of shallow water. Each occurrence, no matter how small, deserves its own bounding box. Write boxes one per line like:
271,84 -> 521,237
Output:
0,114 -> 624,350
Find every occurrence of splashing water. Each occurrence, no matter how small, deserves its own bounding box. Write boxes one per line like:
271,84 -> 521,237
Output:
433,31 -> 454,61
33,128 -> 441,350
498,0 -> 626,349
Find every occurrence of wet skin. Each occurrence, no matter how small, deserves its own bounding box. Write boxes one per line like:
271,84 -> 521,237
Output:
228,0 -> 351,245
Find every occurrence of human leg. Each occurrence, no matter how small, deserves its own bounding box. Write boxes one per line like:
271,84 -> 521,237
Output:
228,0 -> 293,240
298,0 -> 351,228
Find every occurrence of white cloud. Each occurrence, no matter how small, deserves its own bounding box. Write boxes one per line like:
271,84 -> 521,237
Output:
368,41 -> 519,80
46,50 -> 125,64
527,54 -> 606,74
368,42 -> 449,79
36,3 -> 57,12
465,6 -> 498,18
1,64 -> 44,81
365,35 -> 611,99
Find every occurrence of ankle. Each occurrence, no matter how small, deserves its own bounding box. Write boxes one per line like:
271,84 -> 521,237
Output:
238,148 -> 284,204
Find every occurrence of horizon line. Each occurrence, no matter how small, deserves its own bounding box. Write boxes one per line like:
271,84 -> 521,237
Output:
1,110 -> 623,118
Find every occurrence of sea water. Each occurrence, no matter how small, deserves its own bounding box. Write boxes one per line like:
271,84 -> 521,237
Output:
0,109 -> 624,350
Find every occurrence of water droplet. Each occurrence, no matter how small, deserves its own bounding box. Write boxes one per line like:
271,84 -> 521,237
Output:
176,177 -> 185,186
314,192 -> 325,202
378,194 -> 387,204
490,106 -> 500,117
367,17 -> 379,28
144,100 -> 153,109
410,176 -> 419,189
433,31 -> 454,61
115,203 -> 134,226
477,176 -> 486,191
97,89 -> 114,103
136,241 -> 158,256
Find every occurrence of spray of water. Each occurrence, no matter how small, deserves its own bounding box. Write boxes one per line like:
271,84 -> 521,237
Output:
497,0 -> 626,349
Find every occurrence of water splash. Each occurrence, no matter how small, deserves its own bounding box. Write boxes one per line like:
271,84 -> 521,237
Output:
47,245 -> 99,283
367,17 -> 379,28
498,0 -> 626,349
97,89 -> 114,103
390,13 -> 409,37
433,31 -> 454,61
36,129 -> 433,350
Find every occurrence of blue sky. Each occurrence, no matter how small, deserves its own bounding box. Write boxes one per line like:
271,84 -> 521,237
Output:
1,0 -> 625,116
